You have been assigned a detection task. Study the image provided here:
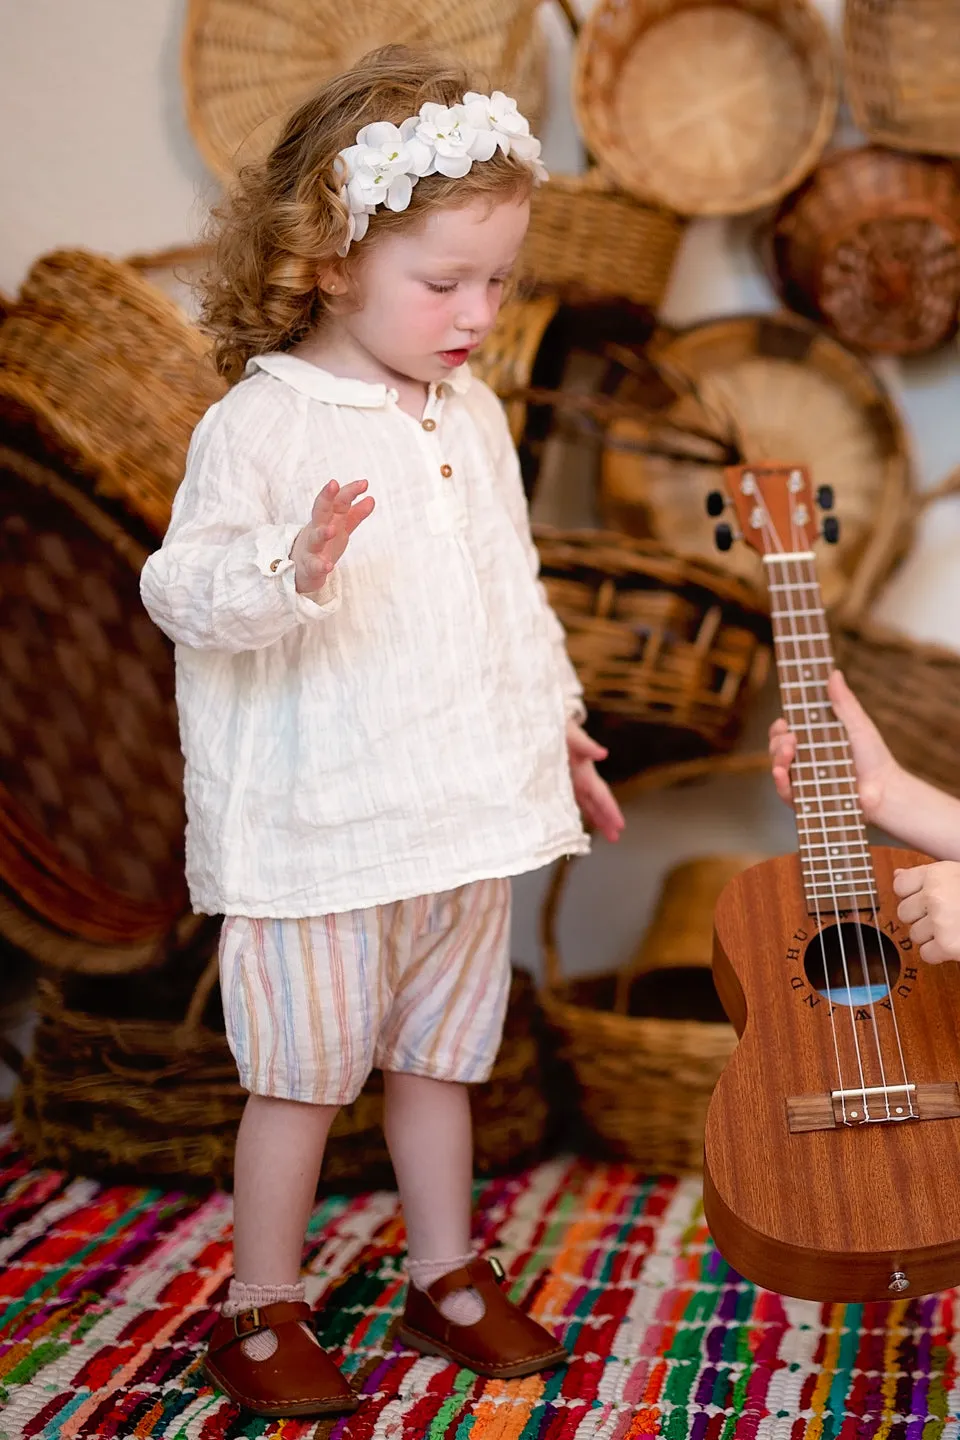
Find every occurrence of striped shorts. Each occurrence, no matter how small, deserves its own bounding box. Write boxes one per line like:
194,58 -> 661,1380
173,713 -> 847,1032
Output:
218,877 -> 512,1105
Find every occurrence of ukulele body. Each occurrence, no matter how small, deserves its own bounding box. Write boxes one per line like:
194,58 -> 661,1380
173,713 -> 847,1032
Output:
704,845 -> 960,1302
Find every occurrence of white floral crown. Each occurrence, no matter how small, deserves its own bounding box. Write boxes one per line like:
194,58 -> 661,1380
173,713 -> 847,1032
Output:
335,91 -> 547,255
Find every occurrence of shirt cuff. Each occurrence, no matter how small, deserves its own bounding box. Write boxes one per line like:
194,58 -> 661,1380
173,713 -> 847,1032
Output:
256,525 -> 342,618
566,695 -> 588,726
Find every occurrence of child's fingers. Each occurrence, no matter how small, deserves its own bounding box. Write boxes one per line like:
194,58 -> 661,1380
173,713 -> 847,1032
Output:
771,764 -> 793,805
331,479 -> 369,510
342,495 -> 375,534
893,864 -> 927,899
311,480 -> 340,518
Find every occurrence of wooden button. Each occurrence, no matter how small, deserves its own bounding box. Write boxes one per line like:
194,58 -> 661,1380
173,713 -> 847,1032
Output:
269,559 -> 282,572
440,463 -> 453,478
422,418 -> 437,432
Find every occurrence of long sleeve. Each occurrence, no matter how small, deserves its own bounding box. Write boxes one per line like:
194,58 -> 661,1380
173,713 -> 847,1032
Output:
140,399 -> 341,653
482,390 -> 586,724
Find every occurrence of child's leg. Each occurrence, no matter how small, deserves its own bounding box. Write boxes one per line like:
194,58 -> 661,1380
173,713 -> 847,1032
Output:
382,1071 -> 484,1324
225,1094 -> 338,1359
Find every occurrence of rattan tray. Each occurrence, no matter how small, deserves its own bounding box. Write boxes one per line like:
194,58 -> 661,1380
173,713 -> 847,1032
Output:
600,313 -> 913,615
574,0 -> 837,216
182,0 -> 546,180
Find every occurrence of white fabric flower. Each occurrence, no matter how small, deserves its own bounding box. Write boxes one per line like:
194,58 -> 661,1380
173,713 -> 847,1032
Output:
334,90 -> 547,252
415,103 -> 498,178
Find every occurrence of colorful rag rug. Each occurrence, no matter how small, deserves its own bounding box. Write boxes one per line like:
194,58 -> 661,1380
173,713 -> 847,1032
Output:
1,1124 -> 958,1440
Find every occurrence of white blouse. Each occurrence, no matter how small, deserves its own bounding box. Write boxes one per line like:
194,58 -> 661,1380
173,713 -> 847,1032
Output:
140,353 -> 589,917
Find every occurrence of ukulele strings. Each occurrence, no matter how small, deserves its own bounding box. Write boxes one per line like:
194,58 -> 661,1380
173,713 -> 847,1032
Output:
753,490 -> 858,1117
783,494 -> 911,1120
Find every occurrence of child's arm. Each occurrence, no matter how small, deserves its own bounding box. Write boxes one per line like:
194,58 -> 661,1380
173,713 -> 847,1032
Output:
770,669 -> 960,963
481,389 -> 624,842
140,408 -> 372,652
769,669 -> 960,861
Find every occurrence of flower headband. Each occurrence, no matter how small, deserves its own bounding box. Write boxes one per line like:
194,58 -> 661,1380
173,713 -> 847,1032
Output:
335,91 -> 548,255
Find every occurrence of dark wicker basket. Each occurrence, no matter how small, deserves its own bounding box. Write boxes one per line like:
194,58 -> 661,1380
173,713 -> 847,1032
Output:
12,954 -> 554,1188
0,446 -> 190,965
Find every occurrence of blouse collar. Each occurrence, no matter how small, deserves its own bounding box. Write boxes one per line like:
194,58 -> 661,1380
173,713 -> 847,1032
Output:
246,352 -> 473,406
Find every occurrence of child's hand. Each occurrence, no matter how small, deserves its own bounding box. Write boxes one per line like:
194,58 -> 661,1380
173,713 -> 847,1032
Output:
290,479 -> 374,593
894,862 -> 960,964
566,721 -> 625,843
768,670 -> 896,823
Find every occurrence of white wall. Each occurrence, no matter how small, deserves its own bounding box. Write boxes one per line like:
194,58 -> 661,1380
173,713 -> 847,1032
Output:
3,0 -> 960,989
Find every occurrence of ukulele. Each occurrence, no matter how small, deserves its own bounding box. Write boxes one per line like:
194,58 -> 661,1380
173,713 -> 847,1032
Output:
702,461 -> 960,1303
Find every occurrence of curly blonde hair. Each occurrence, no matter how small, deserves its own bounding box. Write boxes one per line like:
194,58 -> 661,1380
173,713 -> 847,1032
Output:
199,46 -> 536,383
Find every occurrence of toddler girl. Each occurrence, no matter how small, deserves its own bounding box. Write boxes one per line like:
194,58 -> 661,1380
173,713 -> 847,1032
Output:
141,44 -> 624,1420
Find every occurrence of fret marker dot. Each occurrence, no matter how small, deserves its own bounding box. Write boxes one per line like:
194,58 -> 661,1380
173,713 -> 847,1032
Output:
896,1107 -> 904,1115
819,769 -> 827,778
851,1110 -> 859,1118
811,710 -> 819,719
804,670 -> 812,679
844,801 -> 853,810
832,848 -> 840,856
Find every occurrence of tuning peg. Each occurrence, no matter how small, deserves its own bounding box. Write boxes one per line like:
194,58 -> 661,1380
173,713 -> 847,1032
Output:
816,485 -> 834,511
714,522 -> 734,552
705,490 -> 726,517
822,515 -> 840,544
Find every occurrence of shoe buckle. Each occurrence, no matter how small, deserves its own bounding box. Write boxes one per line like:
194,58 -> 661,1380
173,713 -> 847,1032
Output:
233,1306 -> 262,1338
487,1254 -> 506,1284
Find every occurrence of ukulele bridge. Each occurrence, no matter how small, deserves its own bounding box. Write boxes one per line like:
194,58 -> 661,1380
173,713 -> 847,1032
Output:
786,1081 -> 960,1133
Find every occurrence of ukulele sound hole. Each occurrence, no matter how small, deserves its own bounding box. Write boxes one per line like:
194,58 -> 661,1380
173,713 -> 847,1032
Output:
803,923 -> 901,1007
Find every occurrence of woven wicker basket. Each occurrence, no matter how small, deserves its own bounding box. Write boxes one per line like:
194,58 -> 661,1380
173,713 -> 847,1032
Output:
521,170 -> 685,309
0,446 -> 192,965
835,463 -> 960,801
843,0 -> 960,158
574,0 -> 837,216
769,147 -> 960,356
12,956 -> 554,1187
533,527 -> 771,783
0,250 -> 225,538
600,313 -> 913,615
540,852 -> 765,1171
182,0 -> 546,180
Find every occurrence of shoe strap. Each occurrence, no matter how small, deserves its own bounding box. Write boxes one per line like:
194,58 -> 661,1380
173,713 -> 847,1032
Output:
210,1299 -> 312,1354
425,1255 -> 505,1306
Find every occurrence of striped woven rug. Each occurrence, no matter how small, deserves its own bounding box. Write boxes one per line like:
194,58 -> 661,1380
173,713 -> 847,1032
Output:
1,1124 -> 959,1439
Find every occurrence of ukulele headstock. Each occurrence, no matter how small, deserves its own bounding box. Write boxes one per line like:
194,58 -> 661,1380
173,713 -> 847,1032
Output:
707,464 -> 839,559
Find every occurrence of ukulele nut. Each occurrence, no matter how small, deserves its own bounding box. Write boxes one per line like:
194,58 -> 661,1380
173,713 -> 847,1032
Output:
888,1271 -> 910,1293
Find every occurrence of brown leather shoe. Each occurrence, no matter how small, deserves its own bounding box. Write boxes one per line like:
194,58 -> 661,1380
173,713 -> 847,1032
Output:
203,1300 -> 361,1418
397,1255 -> 568,1379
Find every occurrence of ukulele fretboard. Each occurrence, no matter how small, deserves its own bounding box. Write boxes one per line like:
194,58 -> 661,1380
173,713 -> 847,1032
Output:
766,553 -> 877,915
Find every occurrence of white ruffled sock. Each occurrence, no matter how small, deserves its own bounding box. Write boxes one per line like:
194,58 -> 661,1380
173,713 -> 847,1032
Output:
221,1279 -> 317,1360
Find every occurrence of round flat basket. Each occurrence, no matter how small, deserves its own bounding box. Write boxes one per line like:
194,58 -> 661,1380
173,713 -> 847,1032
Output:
0,446 -> 190,967
0,250 -> 225,539
574,0 -> 837,216
843,0 -> 960,158
600,314 -> 912,613
540,852 -> 766,1171
533,527 -> 771,782
182,0 -> 546,180
769,147 -> 960,356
